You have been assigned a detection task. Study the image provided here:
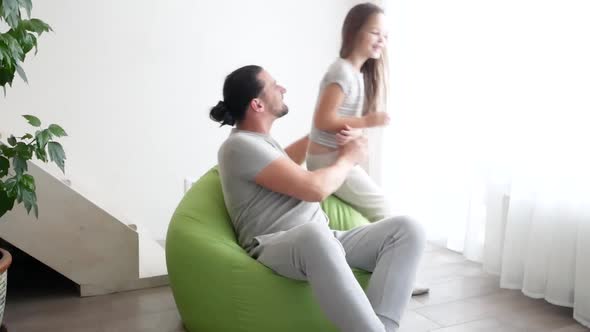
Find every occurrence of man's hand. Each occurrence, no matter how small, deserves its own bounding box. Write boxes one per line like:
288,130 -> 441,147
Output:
335,125 -> 364,146
255,136 -> 366,203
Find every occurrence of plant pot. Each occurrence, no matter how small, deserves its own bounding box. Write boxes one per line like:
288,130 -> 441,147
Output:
0,247 -> 12,329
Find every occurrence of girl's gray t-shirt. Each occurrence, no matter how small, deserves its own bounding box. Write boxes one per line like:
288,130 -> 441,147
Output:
309,58 -> 365,148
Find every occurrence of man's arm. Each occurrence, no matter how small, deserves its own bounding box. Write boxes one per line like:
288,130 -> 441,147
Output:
255,137 -> 367,202
284,135 -> 309,165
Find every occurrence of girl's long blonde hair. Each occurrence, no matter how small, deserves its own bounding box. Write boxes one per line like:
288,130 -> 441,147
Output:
340,3 -> 388,114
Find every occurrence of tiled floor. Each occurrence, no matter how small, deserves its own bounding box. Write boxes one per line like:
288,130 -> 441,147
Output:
2,243 -> 588,331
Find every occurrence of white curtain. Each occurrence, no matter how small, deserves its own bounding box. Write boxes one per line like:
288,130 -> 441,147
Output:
378,0 -> 590,327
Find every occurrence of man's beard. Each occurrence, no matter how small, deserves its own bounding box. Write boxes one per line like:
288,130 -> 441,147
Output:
274,104 -> 289,118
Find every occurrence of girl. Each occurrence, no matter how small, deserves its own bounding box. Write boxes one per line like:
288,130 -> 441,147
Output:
306,3 -> 429,296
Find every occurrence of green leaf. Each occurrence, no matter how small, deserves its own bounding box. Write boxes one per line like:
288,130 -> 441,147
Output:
18,0 -> 31,18
0,33 -> 24,61
19,18 -> 52,35
15,141 -> 32,159
21,133 -> 32,140
0,144 -> 15,158
31,32 -> 38,54
0,43 -> 6,62
32,199 -> 38,218
15,183 -> 22,203
35,128 -> 51,148
22,192 -> 32,212
4,176 -> 18,197
0,65 -> 16,89
19,32 -> 34,54
47,141 -> 65,173
0,49 -> 18,88
2,0 -> 19,14
34,146 -> 47,162
2,0 -> 18,12
17,182 -> 33,213
19,175 -> 37,216
7,135 -> 16,146
22,188 -> 37,215
20,173 -> 35,191
0,156 -> 9,177
15,61 -> 27,83
12,155 -> 27,175
48,124 -> 67,137
1,0 -> 20,28
27,34 -> 39,55
23,114 -> 41,126
0,184 -> 16,218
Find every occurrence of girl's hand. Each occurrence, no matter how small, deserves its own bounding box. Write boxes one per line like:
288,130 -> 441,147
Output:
336,125 -> 364,146
364,111 -> 390,127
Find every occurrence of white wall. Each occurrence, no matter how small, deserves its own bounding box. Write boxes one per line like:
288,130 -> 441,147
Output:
0,0 -> 364,238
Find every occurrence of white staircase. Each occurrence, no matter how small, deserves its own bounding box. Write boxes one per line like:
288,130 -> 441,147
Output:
0,162 -> 168,296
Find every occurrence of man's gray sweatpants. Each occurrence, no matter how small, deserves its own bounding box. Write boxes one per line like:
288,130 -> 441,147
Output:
249,217 -> 426,332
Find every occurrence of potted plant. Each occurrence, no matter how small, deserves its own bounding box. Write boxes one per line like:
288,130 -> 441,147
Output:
1,1 -> 65,329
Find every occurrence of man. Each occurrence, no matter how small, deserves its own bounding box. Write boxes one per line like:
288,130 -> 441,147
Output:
210,65 -> 425,332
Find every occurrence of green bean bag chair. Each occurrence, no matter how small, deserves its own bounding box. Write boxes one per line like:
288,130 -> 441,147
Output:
166,167 -> 371,332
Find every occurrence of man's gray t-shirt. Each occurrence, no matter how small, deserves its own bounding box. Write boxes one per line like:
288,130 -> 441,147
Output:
218,129 -> 329,253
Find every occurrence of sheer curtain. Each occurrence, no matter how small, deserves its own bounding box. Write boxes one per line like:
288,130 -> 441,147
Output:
376,0 -> 590,327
